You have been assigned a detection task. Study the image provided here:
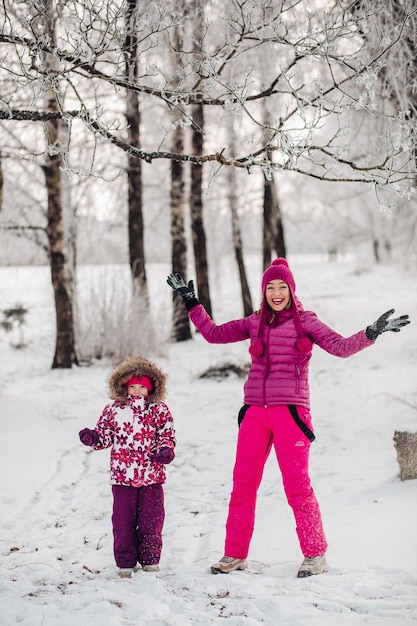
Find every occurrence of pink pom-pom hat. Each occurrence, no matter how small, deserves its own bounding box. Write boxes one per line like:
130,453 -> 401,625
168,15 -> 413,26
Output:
249,258 -> 312,357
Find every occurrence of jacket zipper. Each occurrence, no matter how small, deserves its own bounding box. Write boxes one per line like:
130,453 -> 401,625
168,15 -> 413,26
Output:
263,325 -> 271,406
295,362 -> 300,394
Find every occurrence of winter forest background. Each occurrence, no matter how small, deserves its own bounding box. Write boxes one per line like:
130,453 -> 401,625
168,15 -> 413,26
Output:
1,0 -> 417,370
1,3 -> 417,624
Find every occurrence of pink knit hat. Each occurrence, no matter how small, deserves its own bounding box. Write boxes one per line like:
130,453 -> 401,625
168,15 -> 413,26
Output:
249,258 -> 312,357
261,257 -> 296,294
126,375 -> 153,391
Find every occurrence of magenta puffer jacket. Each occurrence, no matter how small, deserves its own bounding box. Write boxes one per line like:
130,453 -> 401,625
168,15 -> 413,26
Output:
189,304 -> 374,409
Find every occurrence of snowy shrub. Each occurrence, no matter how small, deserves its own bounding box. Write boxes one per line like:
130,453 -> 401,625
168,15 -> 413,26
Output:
74,266 -> 167,364
198,361 -> 250,381
1,302 -> 28,348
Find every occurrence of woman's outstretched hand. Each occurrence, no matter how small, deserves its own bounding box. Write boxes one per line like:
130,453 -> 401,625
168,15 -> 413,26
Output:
167,273 -> 199,311
365,309 -> 410,340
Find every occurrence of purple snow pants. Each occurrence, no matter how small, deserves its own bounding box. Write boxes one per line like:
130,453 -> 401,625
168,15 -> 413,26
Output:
111,483 -> 165,568
224,405 -> 327,559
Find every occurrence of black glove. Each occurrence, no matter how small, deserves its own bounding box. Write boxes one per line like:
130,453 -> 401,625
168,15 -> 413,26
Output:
365,309 -> 410,340
167,273 -> 200,311
150,447 -> 175,464
79,428 -> 99,447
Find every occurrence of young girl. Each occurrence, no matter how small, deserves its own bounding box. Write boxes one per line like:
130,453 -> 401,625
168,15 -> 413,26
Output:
79,356 -> 176,578
167,258 -> 409,578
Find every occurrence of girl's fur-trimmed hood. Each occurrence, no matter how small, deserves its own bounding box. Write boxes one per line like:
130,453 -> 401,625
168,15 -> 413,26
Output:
107,357 -> 167,404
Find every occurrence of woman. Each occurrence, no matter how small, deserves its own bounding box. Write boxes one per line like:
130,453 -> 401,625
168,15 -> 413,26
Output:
167,258 -> 409,578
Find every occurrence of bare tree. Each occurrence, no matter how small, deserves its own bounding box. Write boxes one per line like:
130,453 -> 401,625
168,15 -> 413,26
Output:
262,162 -> 286,269
124,0 -> 147,294
346,0 -> 417,257
188,0 -> 212,316
1,0 -> 417,360
261,105 -> 287,268
0,150 -> 3,211
353,0 -> 417,170
1,1 -> 415,195
228,165 -> 253,316
226,115 -> 253,316
169,4 -> 192,341
190,110 -> 213,316
39,0 -> 78,368
170,122 -> 192,341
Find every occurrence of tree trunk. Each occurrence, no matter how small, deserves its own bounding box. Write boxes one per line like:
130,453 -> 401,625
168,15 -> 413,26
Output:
61,123 -> 77,277
190,101 -> 212,316
262,158 -> 286,270
167,4 -> 191,341
262,175 -> 274,270
41,0 -> 77,368
272,183 -> 286,260
229,168 -> 253,317
373,239 -> 380,263
125,0 -> 147,296
189,0 -> 212,317
0,150 -> 3,211
171,122 -> 191,341
262,89 -> 287,268
226,118 -> 253,316
43,136 -> 77,368
394,430 -> 417,480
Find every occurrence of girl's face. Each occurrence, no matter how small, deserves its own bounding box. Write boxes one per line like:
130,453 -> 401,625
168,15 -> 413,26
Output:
265,279 -> 291,311
127,384 -> 149,397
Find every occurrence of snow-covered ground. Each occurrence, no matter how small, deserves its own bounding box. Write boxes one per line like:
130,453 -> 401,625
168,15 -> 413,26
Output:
0,255 -> 416,626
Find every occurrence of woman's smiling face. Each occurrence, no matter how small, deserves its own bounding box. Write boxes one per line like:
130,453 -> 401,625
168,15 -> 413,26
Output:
265,279 -> 291,311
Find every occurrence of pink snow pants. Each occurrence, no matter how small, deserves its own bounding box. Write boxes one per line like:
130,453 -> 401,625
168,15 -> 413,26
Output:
224,405 -> 327,559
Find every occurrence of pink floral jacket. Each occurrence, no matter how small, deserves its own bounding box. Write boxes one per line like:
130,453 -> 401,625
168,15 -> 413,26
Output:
93,395 -> 176,487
